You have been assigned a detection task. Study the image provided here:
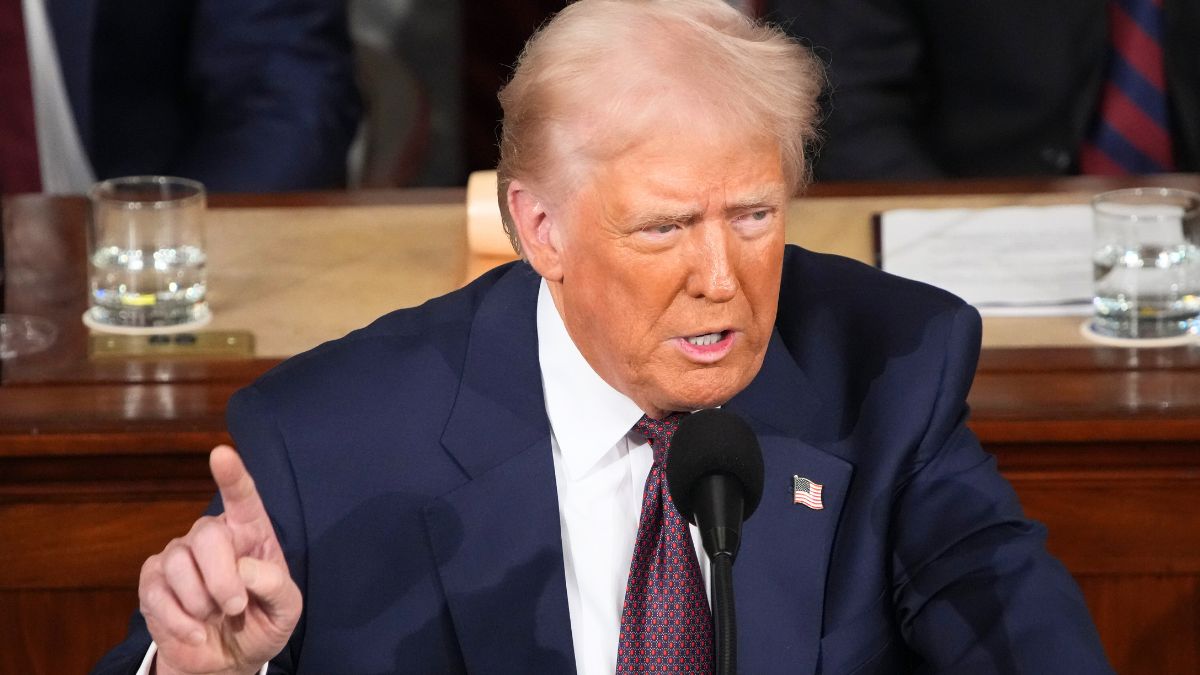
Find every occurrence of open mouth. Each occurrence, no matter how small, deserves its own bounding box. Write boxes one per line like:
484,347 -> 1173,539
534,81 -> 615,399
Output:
676,330 -> 736,362
685,331 -> 727,347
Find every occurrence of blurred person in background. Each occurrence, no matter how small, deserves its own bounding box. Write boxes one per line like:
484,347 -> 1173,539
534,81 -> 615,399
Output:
765,0 -> 1200,181
348,0 -> 463,187
0,0 -> 361,195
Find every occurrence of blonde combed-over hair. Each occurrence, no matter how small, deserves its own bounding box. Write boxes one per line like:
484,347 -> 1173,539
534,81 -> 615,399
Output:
495,0 -> 824,254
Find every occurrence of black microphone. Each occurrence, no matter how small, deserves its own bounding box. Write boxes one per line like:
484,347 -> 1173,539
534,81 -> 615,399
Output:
666,408 -> 764,675
668,408 -> 765,559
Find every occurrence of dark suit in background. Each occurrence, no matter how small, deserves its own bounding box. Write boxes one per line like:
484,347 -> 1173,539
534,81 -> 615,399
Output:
766,0 -> 1200,180
46,0 -> 361,191
93,248 -> 1112,673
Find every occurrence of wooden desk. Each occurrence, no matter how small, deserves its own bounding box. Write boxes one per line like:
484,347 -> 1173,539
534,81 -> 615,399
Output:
3,177 -> 1199,673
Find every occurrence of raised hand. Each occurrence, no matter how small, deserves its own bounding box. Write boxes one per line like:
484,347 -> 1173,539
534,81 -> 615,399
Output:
138,445 -> 302,675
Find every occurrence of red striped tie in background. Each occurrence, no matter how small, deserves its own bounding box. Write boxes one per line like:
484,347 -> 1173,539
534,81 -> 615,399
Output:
1080,0 -> 1174,175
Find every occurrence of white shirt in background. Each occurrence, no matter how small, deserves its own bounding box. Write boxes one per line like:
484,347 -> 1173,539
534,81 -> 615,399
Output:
22,0 -> 95,194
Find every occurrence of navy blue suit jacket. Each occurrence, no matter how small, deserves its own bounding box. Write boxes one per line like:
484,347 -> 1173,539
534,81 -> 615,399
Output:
47,0 -> 360,191
94,247 -> 1112,673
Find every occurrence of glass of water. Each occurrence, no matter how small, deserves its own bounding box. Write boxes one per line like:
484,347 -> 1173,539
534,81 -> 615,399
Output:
1091,187 -> 1200,340
86,176 -> 209,331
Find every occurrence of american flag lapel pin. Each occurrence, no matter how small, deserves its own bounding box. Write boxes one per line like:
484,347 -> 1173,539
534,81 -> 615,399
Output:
793,475 -> 824,510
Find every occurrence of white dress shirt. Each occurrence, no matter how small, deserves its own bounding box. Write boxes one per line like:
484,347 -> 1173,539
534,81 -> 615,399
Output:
139,279 -> 710,674
538,280 -> 711,674
22,0 -> 95,194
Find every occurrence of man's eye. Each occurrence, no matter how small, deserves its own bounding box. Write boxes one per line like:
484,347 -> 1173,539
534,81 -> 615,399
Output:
647,223 -> 678,235
736,209 -> 773,226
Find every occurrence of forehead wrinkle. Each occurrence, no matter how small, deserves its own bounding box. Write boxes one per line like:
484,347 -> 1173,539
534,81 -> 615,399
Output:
612,171 -> 706,226
575,124 -> 784,232
628,183 -> 707,224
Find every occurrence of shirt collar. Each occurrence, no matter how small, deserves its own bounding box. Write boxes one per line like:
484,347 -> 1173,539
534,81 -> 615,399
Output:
537,279 -> 646,481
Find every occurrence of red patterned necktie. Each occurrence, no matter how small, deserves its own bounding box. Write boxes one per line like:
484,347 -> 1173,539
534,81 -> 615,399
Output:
1079,0 -> 1174,174
0,0 -> 42,193
616,413 -> 714,674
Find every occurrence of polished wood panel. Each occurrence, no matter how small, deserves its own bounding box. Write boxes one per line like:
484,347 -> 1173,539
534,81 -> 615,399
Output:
0,590 -> 141,675
1077,576 -> 1200,674
0,502 -> 213,589
1012,473 -> 1200,575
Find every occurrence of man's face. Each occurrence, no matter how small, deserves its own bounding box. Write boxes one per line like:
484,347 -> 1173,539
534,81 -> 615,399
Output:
547,127 -> 787,418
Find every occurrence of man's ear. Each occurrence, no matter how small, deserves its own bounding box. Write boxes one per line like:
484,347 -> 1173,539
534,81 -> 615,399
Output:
507,180 -> 565,282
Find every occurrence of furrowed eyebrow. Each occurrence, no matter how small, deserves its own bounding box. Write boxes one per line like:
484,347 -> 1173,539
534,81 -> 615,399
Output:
632,209 -> 701,228
626,190 -> 783,229
726,192 -> 780,213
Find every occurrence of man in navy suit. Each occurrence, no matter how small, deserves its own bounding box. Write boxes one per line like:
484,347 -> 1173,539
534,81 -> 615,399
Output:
94,1 -> 1113,673
44,0 -> 360,191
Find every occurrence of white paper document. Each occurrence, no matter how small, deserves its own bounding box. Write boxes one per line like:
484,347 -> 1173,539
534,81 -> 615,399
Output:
879,205 -> 1094,316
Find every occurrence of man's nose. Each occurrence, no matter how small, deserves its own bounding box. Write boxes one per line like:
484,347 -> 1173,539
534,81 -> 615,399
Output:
685,222 -> 738,302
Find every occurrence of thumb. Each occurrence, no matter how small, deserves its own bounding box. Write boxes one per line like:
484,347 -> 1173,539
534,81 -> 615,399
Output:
238,557 -> 301,627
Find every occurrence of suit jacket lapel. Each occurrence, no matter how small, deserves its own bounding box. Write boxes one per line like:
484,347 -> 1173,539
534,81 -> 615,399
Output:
424,263 -> 576,673
725,331 -> 854,674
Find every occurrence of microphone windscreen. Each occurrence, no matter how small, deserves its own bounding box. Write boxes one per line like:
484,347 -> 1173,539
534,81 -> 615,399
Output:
666,409 -> 765,524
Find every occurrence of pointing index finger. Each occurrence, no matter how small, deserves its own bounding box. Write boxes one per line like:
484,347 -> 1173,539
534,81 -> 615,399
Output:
210,445 -> 270,528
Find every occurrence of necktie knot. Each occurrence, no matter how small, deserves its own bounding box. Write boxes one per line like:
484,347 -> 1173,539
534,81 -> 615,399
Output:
634,412 -> 685,467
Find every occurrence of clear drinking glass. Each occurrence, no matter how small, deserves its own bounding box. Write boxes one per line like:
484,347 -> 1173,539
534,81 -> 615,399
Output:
1091,187 -> 1200,339
85,176 -> 209,331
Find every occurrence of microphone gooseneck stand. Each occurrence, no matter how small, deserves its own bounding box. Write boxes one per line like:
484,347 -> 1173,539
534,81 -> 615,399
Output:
711,551 -> 736,675
693,472 -> 744,675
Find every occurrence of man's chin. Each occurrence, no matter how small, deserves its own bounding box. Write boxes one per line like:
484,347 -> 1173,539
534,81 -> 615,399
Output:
656,378 -> 751,414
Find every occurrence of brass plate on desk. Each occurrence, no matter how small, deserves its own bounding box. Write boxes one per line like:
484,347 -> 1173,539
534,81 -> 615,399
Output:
89,331 -> 255,359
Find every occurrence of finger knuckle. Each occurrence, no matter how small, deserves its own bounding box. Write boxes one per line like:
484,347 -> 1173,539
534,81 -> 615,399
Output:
139,554 -> 162,580
160,537 -> 187,558
165,613 -> 199,640
194,556 -> 239,596
193,521 -> 233,550
207,574 -> 240,603
188,515 -> 217,536
140,583 -> 166,612
180,592 -> 215,619
162,548 -> 191,576
160,546 -> 194,580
